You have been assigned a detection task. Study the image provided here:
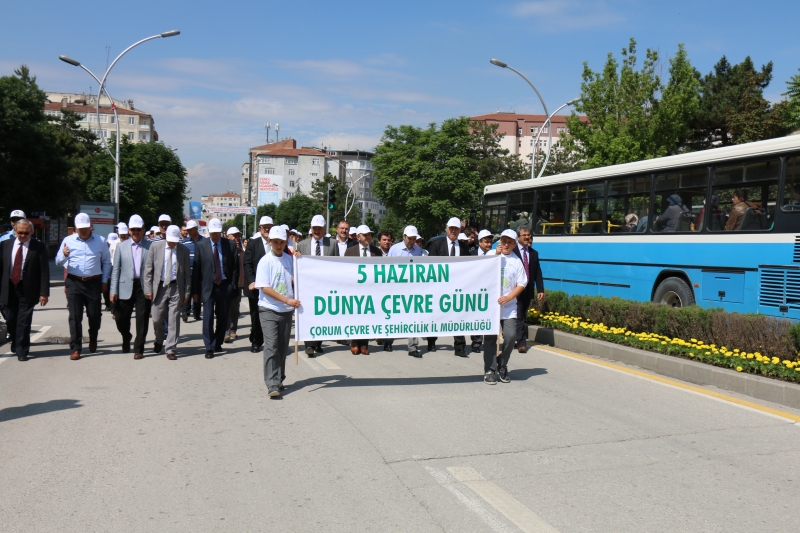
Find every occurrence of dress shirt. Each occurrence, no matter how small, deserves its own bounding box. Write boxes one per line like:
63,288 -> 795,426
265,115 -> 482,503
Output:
312,237 -> 326,256
55,233 -> 112,282
0,230 -> 15,243
211,238 -> 227,280
131,240 -> 143,278
336,238 -> 348,256
387,242 -> 423,257
10,240 -> 30,279
180,235 -> 204,268
447,238 -> 460,256
162,245 -> 177,283
477,248 -> 492,256
360,245 -> 371,257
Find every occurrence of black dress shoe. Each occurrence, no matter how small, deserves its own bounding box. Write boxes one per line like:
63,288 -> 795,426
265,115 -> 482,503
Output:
205,351 -> 214,359
427,343 -> 437,352
251,344 -> 260,353
314,346 -> 324,354
122,338 -> 131,354
471,344 -> 482,353
408,350 -> 422,358
384,343 -> 393,352
17,355 -> 28,361
455,349 -> 469,357
153,343 -> 163,354
214,346 -> 225,353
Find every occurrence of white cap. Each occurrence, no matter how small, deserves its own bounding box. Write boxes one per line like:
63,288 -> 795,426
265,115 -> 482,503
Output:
310,214 -> 325,227
402,225 -> 419,238
269,226 -> 287,241
185,219 -> 198,229
226,227 -> 241,236
149,226 -> 159,234
281,224 -> 289,231
127,215 -> 144,229
259,216 -> 273,226
416,235 -> 424,241
500,229 -> 518,240
356,224 -> 372,235
75,213 -> 91,229
446,217 -> 461,228
325,233 -> 331,238
251,232 -> 260,239
291,229 -> 300,235
9,210 -> 25,220
166,225 -> 181,242
478,229 -> 492,241
117,223 -> 129,235
458,232 -> 468,241
308,228 -> 313,234
158,214 -> 172,223
107,233 -> 119,242
208,218 -> 223,233
348,226 -> 357,235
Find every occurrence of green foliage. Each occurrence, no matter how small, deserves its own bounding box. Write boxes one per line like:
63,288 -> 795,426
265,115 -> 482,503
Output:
785,69 -> 800,132
378,207 -> 405,240
566,39 -> 700,169
726,72 -> 789,144
531,291 -> 799,360
372,117 -> 523,238
533,133 -> 584,177
363,210 -> 376,230
88,137 -> 188,224
310,173 -> 361,226
0,65 -> 80,220
274,194 -> 324,235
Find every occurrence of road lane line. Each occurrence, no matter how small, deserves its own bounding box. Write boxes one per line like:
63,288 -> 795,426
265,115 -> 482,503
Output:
536,345 -> 800,424
314,355 -> 341,370
447,467 -> 560,533
424,466 -> 514,533
301,355 -> 324,374
30,325 -> 51,343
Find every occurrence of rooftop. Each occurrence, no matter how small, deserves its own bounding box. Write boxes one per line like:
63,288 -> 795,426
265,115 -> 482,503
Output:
44,101 -> 149,117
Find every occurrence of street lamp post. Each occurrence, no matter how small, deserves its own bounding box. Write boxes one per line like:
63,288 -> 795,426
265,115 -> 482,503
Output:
344,173 -> 369,222
531,98 -> 581,178
59,30 -> 180,221
490,58 -> 550,181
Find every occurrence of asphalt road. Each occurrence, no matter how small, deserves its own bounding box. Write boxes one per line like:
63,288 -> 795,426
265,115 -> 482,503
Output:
2,290 -> 799,532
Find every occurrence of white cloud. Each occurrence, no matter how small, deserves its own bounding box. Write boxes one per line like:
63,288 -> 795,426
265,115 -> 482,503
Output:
511,1 -> 625,28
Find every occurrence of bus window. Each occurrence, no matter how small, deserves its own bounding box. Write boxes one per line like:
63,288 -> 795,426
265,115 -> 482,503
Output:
710,159 -> 779,231
508,192 -> 535,232
782,156 -> 800,212
605,176 -> 651,233
533,186 -> 566,235
653,168 -> 707,233
568,182 -> 605,234
483,194 -> 507,234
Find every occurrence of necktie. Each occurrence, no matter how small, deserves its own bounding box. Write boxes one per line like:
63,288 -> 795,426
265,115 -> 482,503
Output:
362,246 -> 367,257
523,248 -> 529,273
163,248 -> 171,287
213,243 -> 222,284
316,241 -> 321,256
11,244 -> 22,285
450,241 -> 455,257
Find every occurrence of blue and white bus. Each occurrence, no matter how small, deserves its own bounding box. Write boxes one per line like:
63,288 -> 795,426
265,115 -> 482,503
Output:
482,135 -> 800,320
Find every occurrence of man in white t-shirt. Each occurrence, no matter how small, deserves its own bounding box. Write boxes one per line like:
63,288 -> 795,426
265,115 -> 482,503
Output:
483,229 -> 527,385
255,225 -> 300,398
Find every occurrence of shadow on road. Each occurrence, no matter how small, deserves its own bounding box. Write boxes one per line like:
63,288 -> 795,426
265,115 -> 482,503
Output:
0,399 -> 82,423
282,367 -> 548,396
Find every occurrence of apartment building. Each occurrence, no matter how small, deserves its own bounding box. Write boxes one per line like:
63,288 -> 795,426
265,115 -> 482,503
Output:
200,192 -> 241,224
44,92 -> 157,142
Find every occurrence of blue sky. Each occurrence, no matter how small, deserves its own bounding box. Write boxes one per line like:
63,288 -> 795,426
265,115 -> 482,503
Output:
2,0 -> 798,203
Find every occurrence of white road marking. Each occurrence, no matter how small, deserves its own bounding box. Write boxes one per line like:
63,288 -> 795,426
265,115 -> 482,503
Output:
314,355 -> 341,370
301,356 -> 324,374
2,325 -> 51,361
447,467 -> 560,533
424,466 -> 514,533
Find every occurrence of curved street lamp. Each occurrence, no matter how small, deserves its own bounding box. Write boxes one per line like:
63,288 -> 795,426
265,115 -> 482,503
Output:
532,97 -> 581,178
59,30 -> 180,218
490,58 -> 549,180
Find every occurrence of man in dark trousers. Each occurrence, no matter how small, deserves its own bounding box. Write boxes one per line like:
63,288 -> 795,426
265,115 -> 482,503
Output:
0,219 -> 49,361
110,214 -> 151,359
244,216 -> 271,353
427,217 -> 471,356
511,225 -> 544,352
192,218 -> 238,359
180,219 -> 204,322
469,229 -> 495,353
344,225 -> 382,354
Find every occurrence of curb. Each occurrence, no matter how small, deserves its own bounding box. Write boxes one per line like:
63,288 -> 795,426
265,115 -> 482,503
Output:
528,325 -> 800,411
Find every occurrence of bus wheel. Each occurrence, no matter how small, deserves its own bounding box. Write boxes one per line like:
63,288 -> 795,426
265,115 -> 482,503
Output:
653,277 -> 695,308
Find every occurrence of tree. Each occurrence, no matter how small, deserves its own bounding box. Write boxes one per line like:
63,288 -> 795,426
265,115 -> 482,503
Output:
0,66 -> 80,221
363,210 -> 376,230
727,71 -> 789,144
274,194 -> 324,235
372,117 -> 521,238
783,69 -> 800,132
310,172 -> 362,228
566,39 -> 700,169
378,208 -> 405,241
88,137 -> 188,224
533,134 -> 584,177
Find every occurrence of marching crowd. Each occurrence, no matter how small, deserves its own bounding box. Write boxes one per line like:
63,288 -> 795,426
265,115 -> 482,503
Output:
0,209 -> 544,397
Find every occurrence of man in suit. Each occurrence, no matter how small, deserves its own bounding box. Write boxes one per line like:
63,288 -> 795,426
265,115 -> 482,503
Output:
110,214 -> 152,359
0,219 -> 49,361
511,225 -> 544,353
192,218 -> 238,359
244,216 -> 272,353
224,227 -> 246,344
180,219 -> 204,322
144,225 -> 191,360
344,225 -> 382,355
427,217 -> 471,356
469,229 -> 495,353
294,214 -> 337,357
334,219 -> 358,256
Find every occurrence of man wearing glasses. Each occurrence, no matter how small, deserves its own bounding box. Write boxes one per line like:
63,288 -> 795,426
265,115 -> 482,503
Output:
110,215 -> 152,359
0,218 -> 50,361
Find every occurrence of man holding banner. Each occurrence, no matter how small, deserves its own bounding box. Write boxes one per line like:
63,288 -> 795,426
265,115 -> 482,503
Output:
387,225 -> 425,357
343,224 -> 382,354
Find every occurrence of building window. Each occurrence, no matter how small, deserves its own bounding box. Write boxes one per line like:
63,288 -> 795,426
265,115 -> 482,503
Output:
530,126 -> 537,134
140,118 -> 148,126
359,161 -> 366,168
110,116 -> 116,124
258,156 -> 272,163
286,157 -> 297,165
518,140 -> 522,147
359,192 -> 363,198
346,170 -> 353,178
310,172 -> 318,177
128,117 -> 135,125
285,192 -> 294,198
127,132 -> 134,140
139,132 -> 149,141
288,168 -> 295,176
518,128 -> 522,135
312,158 -> 320,165
289,180 -> 295,187
557,127 -> 566,134
262,167 -> 275,174
541,127 -> 548,134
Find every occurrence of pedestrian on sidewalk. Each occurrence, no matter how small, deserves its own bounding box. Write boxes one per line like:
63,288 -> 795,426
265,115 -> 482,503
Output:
255,226 -> 300,398
110,215 -> 152,359
0,219 -> 50,361
482,229 -> 527,385
55,213 -> 111,360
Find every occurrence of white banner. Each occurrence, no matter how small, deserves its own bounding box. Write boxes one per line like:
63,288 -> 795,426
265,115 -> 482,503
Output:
202,205 -> 256,215
295,256 -> 501,341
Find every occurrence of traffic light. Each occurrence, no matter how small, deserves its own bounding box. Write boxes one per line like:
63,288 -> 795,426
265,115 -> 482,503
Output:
327,188 -> 336,210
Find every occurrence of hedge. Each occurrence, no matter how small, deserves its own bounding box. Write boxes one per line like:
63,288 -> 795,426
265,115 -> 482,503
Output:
528,291 -> 800,361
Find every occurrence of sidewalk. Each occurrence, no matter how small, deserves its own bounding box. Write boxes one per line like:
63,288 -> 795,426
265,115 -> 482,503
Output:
49,258 -> 65,287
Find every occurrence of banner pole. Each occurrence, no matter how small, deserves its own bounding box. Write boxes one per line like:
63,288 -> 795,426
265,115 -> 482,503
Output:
294,252 -> 299,365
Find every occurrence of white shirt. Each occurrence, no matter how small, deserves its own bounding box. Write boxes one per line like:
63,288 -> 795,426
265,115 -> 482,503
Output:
336,238 -> 348,256
476,248 -> 494,256
311,237 -> 326,257
446,238 -> 460,256
499,253 -> 528,320
255,251 -> 295,313
10,240 -> 29,279
162,245 -> 177,284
